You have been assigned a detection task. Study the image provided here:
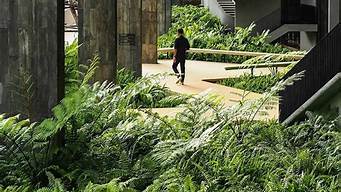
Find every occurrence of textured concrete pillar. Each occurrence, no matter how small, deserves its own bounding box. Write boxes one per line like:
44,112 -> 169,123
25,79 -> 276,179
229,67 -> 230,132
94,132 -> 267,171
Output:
78,0 -> 117,82
0,0 -> 64,121
142,0 -> 158,64
165,0 -> 172,33
158,0 -> 172,35
157,0 -> 166,35
117,0 -> 142,76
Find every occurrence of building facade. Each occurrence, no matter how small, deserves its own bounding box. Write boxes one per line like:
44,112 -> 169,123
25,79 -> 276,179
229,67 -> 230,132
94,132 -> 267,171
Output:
203,0 -> 341,50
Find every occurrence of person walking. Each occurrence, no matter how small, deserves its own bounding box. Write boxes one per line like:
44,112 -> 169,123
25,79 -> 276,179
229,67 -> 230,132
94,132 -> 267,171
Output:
172,28 -> 190,85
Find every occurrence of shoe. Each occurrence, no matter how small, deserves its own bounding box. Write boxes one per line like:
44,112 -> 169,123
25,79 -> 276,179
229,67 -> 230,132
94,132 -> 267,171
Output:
176,77 -> 181,84
180,76 -> 184,85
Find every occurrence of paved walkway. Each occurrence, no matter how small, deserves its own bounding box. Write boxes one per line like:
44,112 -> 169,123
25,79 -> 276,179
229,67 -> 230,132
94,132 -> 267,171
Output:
143,60 -> 279,119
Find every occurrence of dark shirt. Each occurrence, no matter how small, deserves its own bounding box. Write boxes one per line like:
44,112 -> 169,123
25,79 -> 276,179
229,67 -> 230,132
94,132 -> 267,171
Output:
174,35 -> 190,60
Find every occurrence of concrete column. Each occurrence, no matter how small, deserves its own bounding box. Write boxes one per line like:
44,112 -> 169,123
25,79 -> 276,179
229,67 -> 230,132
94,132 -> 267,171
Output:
78,0 -> 117,82
117,0 -> 142,76
142,0 -> 158,64
0,0 -> 64,121
166,0 -> 172,32
158,0 -> 166,35
158,0 -> 172,36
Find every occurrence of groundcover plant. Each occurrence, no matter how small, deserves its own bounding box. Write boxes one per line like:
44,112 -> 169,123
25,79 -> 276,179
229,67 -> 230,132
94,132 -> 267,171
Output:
0,54 -> 340,191
218,74 -> 281,94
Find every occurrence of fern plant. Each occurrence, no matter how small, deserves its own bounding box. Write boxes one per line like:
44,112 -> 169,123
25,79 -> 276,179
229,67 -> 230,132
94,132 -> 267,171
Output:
1,53 -> 340,192
6,67 -> 35,119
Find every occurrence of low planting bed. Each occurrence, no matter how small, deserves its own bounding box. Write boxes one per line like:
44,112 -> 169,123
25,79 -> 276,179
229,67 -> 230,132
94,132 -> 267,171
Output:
218,73 -> 281,94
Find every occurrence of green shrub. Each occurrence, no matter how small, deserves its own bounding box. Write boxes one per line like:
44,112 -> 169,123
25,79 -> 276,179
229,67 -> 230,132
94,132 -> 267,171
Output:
64,43 -> 189,109
65,40 -> 80,94
4,5 -> 338,192
0,59 -> 190,191
217,50 -> 306,93
218,74 -> 281,94
1,50 -> 340,191
158,5 -> 290,63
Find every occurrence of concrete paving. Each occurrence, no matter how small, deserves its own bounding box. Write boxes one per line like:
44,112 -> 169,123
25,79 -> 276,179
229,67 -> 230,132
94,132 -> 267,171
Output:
143,60 -> 280,119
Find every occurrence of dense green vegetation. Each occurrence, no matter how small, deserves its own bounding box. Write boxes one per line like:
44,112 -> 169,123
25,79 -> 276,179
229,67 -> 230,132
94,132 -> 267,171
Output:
158,5 -> 289,63
218,74 -> 281,94
65,41 -> 189,109
1,6 -> 339,192
158,5 -> 305,94
1,58 -> 340,191
218,52 -> 304,93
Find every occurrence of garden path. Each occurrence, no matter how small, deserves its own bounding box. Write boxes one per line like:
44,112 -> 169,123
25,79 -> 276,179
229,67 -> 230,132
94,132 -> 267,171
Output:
143,60 -> 280,120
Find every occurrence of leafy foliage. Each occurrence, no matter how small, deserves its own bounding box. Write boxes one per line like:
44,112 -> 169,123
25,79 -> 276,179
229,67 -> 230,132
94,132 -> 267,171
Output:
65,40 -> 80,94
65,42 -> 188,109
218,51 -> 306,93
1,39 -> 340,191
158,5 -> 289,63
1,64 -> 340,192
218,74 -> 281,94
6,67 -> 35,119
